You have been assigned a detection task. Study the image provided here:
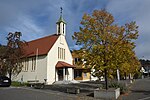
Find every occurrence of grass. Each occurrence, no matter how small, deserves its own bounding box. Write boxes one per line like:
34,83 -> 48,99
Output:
11,81 -> 28,87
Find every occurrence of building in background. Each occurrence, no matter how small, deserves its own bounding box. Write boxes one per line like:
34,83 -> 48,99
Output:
72,52 -> 98,81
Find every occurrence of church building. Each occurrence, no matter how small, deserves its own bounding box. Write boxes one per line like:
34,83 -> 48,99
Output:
13,9 -> 75,84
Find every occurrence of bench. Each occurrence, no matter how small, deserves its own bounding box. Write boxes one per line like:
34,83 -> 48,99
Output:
27,80 -> 46,89
66,88 -> 80,94
27,80 -> 39,84
33,83 -> 45,89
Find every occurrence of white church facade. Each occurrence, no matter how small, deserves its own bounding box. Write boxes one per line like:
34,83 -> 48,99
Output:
13,12 -> 75,84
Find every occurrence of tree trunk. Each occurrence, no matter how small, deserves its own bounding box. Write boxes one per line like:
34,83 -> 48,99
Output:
9,70 -> 12,80
124,72 -> 127,80
104,68 -> 108,90
117,68 -> 120,81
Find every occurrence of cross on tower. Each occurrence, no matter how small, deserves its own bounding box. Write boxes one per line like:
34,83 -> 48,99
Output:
60,7 -> 63,15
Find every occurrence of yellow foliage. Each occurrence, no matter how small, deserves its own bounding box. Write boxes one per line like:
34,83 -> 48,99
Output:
72,9 -> 140,79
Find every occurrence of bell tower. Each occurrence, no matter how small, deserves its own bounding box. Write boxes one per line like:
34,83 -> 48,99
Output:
56,7 -> 66,36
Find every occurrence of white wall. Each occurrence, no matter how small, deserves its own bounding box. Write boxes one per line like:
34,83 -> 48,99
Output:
12,55 -> 47,83
13,35 -> 73,85
47,35 -> 73,84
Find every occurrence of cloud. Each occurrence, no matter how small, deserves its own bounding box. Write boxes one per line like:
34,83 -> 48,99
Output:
106,0 -> 150,59
0,0 -> 49,44
4,15 -> 45,41
0,0 -> 150,59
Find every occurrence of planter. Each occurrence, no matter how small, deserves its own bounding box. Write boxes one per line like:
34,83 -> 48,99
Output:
94,88 -> 120,100
66,88 -> 80,94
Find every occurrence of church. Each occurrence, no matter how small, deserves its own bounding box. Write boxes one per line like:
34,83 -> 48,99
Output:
13,10 -> 75,84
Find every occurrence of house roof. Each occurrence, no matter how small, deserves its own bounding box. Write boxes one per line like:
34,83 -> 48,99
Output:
23,34 -> 59,57
56,61 -> 75,68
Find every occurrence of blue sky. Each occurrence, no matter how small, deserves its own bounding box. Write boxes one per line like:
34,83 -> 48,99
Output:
0,0 -> 150,59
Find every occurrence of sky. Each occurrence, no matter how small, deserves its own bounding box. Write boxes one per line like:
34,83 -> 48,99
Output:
0,0 -> 150,59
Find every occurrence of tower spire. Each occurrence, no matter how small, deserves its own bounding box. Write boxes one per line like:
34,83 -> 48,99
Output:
56,7 -> 66,24
56,7 -> 66,36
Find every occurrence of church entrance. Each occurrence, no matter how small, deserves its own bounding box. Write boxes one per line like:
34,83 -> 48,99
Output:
56,61 -> 75,81
58,68 -> 63,81
57,68 -> 69,81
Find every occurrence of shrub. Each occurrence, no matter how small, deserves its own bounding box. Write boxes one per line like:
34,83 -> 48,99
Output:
134,72 -> 142,79
11,81 -> 28,87
108,82 -> 128,94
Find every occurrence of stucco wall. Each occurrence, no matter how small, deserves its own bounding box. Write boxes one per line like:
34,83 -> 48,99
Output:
12,55 -> 47,83
47,35 -> 73,84
13,35 -> 73,84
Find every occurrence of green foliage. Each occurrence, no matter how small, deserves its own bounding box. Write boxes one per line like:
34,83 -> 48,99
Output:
11,81 -> 28,87
108,82 -> 128,94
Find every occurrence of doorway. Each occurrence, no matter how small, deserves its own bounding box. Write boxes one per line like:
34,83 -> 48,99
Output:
58,68 -> 63,81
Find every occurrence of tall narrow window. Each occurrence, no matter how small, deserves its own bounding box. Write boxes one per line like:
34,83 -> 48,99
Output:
23,58 -> 28,72
63,24 -> 64,34
23,60 -> 26,71
58,24 -> 60,33
58,47 -> 60,59
34,57 -> 36,70
58,47 -> 65,60
32,57 -> 36,71
26,58 -> 29,71
62,49 -> 64,59
32,58 -> 33,71
61,48 -> 63,59
64,49 -> 65,60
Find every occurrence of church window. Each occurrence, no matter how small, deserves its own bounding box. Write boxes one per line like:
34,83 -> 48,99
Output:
26,58 -> 29,71
58,23 -> 60,33
23,58 -> 28,72
58,47 -> 60,59
32,57 -> 36,71
63,24 -> 64,34
60,48 -> 62,59
58,47 -> 65,60
64,49 -> 65,60
61,48 -> 63,59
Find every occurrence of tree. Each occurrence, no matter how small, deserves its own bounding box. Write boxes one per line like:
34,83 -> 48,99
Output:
72,9 -> 140,90
0,45 -> 8,76
0,32 -> 25,79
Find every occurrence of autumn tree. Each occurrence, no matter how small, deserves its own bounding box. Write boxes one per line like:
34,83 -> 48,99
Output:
1,32 -> 25,79
0,45 -> 8,75
72,10 -> 140,89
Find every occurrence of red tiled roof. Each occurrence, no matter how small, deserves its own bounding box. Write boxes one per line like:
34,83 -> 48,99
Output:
23,34 -> 59,57
56,61 -> 75,68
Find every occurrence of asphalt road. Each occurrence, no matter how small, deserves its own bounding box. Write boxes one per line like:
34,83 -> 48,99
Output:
0,78 -> 150,100
121,78 -> 150,100
0,87 -> 96,100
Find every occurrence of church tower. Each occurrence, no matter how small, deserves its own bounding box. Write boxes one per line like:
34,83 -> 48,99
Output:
56,7 -> 66,36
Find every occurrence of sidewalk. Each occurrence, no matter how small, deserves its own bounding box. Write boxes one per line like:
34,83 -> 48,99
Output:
120,78 -> 150,100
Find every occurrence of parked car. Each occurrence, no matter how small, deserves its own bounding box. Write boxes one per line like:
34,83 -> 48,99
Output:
0,76 -> 11,87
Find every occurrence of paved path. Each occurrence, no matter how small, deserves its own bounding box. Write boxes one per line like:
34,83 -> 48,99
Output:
0,87 -> 98,100
121,78 -> 150,100
1,78 -> 150,100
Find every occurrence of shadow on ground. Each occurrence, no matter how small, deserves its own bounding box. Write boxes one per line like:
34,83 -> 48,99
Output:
131,90 -> 150,95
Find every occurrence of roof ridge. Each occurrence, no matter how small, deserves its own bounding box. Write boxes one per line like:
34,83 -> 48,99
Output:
23,33 -> 60,57
27,33 -> 59,43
